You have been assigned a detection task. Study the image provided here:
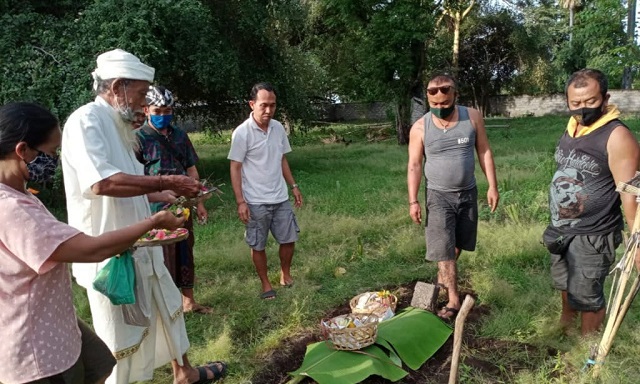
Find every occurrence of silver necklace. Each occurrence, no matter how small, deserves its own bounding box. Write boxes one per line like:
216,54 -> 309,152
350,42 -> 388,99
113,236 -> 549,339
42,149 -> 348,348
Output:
439,118 -> 451,133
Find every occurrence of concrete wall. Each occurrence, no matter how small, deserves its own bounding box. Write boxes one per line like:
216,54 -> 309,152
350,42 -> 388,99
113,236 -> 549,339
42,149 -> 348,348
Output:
328,101 -> 392,121
489,90 -> 640,117
319,99 -> 426,123
322,90 -> 640,122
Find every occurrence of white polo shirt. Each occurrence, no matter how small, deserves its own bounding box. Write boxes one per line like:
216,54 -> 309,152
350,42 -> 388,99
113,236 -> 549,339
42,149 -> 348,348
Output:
228,114 -> 291,204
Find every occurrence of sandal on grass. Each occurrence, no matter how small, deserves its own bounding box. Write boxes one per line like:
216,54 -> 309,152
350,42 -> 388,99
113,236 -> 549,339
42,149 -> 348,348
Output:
259,290 -> 276,300
194,361 -> 227,384
437,306 -> 459,320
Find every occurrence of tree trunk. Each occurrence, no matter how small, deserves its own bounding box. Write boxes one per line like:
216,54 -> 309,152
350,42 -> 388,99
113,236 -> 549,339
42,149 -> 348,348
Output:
447,0 -> 474,78
452,14 -> 460,75
395,96 -> 412,145
569,8 -> 574,42
622,0 -> 636,89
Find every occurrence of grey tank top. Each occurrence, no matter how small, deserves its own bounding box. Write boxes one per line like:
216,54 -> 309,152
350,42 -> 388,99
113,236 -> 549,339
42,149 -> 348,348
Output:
423,106 -> 476,192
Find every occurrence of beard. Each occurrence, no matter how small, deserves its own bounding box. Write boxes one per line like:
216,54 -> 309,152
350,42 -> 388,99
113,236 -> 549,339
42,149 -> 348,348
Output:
114,108 -> 142,152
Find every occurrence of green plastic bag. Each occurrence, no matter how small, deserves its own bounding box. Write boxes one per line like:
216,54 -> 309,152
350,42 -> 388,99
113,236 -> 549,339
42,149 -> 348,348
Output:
92,250 -> 136,305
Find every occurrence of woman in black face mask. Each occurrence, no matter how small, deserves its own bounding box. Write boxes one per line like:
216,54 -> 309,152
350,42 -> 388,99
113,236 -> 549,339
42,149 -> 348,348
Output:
0,102 -> 185,384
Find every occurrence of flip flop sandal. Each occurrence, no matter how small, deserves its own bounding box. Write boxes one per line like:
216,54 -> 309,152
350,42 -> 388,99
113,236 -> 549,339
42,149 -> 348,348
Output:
437,306 -> 459,320
194,361 -> 227,383
259,290 -> 277,300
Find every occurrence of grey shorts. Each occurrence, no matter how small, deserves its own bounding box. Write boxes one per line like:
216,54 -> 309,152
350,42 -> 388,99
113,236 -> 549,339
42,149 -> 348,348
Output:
425,187 -> 478,262
550,231 -> 622,312
245,200 -> 300,251
26,319 -> 116,384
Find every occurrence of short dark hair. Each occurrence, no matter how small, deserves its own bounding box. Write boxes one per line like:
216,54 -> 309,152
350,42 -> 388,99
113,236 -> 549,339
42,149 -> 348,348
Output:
565,68 -> 608,98
427,71 -> 457,89
250,82 -> 276,101
0,102 -> 58,159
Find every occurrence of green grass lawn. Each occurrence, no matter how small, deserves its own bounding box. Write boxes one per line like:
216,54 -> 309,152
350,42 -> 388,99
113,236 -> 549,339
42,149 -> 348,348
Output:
73,115 -> 640,383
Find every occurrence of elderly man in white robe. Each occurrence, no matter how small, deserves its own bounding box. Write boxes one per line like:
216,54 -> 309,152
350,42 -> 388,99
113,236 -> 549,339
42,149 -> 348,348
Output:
61,49 -> 226,384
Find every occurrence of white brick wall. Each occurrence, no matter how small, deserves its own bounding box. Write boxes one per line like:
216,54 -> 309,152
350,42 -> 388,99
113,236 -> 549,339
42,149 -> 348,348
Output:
489,90 -> 640,117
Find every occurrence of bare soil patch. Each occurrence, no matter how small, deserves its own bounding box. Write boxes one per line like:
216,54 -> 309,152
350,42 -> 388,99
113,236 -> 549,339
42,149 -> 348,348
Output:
252,281 -> 559,384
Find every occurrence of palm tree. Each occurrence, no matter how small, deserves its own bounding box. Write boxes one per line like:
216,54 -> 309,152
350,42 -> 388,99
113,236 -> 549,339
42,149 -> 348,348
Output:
441,0 -> 476,76
561,0 -> 582,42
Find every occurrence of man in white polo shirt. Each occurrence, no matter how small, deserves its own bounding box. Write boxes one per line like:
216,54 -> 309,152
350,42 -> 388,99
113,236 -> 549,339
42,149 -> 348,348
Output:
228,82 -> 303,300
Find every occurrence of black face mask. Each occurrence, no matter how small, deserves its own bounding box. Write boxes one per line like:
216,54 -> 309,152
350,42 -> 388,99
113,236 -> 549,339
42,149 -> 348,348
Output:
570,103 -> 604,126
431,105 -> 455,119
26,151 -> 59,183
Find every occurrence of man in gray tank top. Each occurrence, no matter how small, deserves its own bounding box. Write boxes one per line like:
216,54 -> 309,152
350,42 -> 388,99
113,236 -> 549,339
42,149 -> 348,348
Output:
407,73 -> 499,320
544,69 -> 640,336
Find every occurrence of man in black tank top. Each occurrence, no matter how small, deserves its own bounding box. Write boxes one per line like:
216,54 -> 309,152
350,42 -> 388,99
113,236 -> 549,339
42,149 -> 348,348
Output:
407,73 -> 499,320
545,69 -> 640,336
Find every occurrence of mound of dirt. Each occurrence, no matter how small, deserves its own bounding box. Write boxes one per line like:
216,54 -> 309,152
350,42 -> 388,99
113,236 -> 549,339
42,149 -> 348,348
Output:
252,281 -> 558,384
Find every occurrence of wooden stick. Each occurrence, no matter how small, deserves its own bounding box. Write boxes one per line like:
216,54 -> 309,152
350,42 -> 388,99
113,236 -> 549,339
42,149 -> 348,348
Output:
449,295 -> 476,384
610,275 -> 640,338
593,193 -> 640,377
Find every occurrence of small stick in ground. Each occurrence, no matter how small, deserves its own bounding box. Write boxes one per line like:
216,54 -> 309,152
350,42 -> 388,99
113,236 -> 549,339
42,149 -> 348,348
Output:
449,295 -> 476,384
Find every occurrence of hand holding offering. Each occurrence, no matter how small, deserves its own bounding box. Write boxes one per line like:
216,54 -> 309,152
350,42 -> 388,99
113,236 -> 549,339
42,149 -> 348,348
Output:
135,228 -> 189,247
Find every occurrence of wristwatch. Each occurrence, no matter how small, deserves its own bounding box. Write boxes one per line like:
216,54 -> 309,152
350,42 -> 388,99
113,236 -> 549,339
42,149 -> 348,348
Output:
291,183 -> 299,189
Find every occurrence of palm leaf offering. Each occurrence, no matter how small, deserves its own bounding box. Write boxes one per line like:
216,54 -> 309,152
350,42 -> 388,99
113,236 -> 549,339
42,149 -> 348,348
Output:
165,205 -> 190,220
166,179 -> 225,210
289,307 -> 452,384
134,228 -> 189,247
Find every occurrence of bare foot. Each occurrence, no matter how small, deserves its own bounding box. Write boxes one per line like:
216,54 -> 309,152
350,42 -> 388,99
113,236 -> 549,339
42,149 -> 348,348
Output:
280,279 -> 294,287
280,271 -> 294,287
183,302 -> 213,314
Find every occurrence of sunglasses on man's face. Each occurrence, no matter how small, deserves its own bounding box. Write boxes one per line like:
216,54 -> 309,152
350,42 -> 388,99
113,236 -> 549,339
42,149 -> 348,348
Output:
426,86 -> 453,96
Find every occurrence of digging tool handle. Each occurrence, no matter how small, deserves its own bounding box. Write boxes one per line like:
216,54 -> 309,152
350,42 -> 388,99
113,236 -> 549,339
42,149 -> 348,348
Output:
449,295 -> 476,384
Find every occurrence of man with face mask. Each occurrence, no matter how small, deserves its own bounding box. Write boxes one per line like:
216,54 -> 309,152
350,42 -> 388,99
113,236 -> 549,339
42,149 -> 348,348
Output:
407,72 -> 499,320
61,49 -> 226,384
135,85 -> 212,314
544,68 -> 640,336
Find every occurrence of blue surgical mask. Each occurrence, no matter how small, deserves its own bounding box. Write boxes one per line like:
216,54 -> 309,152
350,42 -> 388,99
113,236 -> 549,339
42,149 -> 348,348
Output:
150,114 -> 173,129
27,151 -> 59,183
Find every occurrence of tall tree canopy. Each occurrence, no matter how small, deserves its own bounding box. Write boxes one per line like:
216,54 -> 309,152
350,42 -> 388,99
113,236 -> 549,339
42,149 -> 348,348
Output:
0,0 -> 638,140
457,6 -> 535,114
0,0 -> 319,124
309,0 -> 437,144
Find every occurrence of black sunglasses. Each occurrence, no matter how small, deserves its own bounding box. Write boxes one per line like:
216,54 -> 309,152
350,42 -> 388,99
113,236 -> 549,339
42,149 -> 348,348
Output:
426,86 -> 453,96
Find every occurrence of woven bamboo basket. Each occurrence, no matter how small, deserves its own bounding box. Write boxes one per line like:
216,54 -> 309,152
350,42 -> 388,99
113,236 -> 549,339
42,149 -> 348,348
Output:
320,314 -> 379,351
349,292 -> 398,319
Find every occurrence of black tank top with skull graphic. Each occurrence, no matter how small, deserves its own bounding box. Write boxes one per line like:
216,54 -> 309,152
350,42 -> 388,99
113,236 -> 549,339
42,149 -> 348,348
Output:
548,119 -> 624,235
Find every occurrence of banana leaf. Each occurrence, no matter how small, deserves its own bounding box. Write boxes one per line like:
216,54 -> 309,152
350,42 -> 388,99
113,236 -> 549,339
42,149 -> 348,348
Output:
289,307 -> 452,383
375,338 -> 403,367
289,341 -> 408,384
377,307 -> 452,370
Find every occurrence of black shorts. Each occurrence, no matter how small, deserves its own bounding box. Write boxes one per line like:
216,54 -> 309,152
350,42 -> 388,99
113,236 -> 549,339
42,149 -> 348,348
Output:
26,319 -> 116,384
425,187 -> 478,262
550,231 -> 622,312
